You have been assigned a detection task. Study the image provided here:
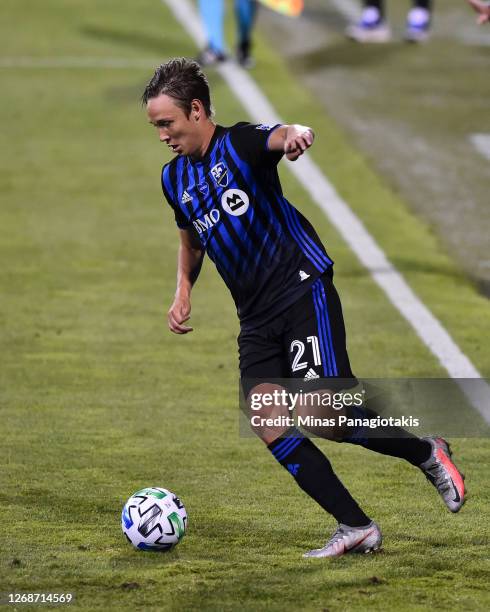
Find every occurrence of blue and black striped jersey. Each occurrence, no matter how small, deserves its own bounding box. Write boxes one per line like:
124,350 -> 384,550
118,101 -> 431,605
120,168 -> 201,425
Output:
161,122 -> 333,329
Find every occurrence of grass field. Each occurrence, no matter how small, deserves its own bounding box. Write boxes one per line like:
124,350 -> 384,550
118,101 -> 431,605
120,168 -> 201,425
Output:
1,1 -> 489,610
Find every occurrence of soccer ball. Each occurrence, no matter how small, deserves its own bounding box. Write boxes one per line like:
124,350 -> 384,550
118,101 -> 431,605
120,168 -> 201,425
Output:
121,487 -> 188,551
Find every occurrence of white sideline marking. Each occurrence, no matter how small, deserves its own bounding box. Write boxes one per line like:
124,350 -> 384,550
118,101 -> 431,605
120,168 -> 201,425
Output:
0,57 -> 161,69
163,0 -> 490,423
470,133 -> 490,161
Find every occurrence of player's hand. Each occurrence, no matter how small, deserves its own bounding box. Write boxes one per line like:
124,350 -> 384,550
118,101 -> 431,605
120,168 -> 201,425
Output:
284,125 -> 314,161
467,0 -> 490,24
167,294 -> 193,334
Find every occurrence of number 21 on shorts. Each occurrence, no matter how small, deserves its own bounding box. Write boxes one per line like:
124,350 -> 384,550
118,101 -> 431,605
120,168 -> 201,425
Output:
290,336 -> 321,372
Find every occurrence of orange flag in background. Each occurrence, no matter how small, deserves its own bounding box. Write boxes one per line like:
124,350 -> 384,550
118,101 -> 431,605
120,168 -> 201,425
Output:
258,0 -> 304,18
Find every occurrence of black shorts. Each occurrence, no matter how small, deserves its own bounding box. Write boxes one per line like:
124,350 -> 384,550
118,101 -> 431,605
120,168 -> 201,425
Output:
238,272 -> 356,398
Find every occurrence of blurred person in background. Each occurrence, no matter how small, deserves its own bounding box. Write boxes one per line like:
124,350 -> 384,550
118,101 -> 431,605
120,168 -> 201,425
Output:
197,0 -> 258,67
466,0 -> 490,23
346,0 -> 433,42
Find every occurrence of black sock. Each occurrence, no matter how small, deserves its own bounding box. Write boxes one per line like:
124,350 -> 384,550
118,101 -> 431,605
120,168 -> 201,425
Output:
341,397 -> 432,466
414,0 -> 432,10
352,433 -> 431,466
268,428 -> 371,527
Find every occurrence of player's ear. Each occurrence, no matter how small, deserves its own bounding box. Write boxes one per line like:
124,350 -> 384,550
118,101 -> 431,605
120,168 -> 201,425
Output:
190,99 -> 201,122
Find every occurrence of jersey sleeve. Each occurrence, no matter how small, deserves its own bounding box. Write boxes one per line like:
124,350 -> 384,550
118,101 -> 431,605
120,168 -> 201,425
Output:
228,122 -> 283,168
161,163 -> 191,230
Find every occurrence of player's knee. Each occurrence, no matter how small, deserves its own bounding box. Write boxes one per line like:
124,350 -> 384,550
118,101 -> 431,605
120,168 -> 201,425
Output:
245,383 -> 292,446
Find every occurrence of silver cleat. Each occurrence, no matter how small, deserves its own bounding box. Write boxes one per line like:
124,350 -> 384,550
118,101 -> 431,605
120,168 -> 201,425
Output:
303,521 -> 382,558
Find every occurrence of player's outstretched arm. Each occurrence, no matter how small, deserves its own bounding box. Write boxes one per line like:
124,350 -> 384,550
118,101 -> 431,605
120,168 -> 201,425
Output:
268,124 -> 315,161
167,228 -> 205,334
467,0 -> 490,23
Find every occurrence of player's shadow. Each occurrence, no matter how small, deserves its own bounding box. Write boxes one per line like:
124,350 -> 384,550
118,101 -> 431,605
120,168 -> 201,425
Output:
81,25 -> 168,56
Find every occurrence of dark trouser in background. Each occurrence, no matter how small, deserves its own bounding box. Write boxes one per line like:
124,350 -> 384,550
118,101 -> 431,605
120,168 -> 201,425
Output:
364,0 -> 432,19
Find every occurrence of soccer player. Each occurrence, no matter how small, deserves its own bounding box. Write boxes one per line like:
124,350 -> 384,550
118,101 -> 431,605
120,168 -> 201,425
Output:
142,58 -> 466,558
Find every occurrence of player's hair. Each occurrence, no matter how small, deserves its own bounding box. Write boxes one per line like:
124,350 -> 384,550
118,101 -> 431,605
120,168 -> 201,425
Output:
142,58 -> 213,117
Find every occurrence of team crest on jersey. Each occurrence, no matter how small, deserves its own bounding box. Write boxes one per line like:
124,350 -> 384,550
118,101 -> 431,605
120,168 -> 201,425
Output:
210,162 -> 229,188
221,188 -> 249,216
197,181 -> 209,196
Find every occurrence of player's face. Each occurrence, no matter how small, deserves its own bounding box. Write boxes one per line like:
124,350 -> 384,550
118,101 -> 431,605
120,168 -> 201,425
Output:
147,94 -> 202,157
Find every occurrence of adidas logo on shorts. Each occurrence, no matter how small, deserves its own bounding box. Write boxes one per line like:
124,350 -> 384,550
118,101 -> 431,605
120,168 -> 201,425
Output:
299,270 -> 310,282
303,368 -> 319,381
